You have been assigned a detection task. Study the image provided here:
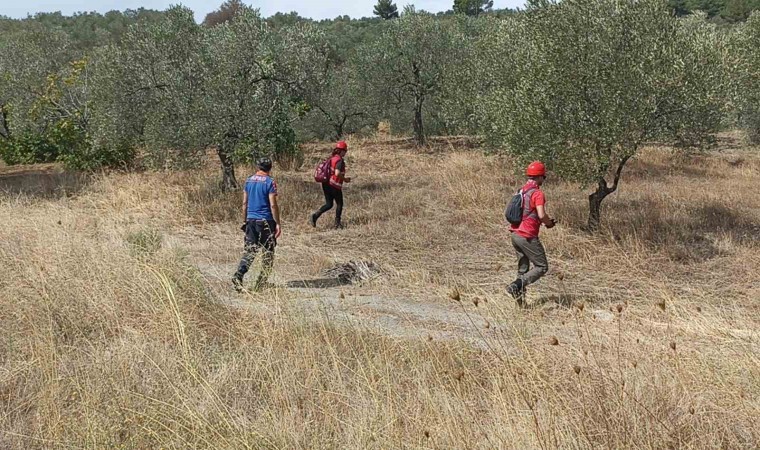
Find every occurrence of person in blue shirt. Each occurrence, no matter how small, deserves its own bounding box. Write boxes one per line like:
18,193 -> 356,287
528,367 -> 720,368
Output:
233,157 -> 282,292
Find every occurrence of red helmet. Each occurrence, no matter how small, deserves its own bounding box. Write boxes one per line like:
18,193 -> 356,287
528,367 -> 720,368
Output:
526,161 -> 546,177
335,141 -> 348,151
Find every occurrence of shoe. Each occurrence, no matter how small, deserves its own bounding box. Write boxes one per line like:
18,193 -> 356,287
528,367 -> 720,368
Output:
507,279 -> 525,307
334,222 -> 344,229
232,274 -> 244,293
309,214 -> 317,228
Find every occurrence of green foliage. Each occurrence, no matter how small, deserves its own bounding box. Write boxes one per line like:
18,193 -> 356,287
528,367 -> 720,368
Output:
91,6 -> 206,171
2,9 -> 167,51
453,0 -> 494,16
357,13 -> 465,145
267,12 -> 310,29
0,0 -> 751,195
374,0 -> 400,19
315,16 -> 383,65
437,15 -> 496,135
0,131 -> 59,165
300,63 -> 374,140
198,8 -> 329,187
480,0 -> 727,229
730,12 -> 760,142
0,25 -> 126,170
125,228 -> 163,256
667,0 -> 760,22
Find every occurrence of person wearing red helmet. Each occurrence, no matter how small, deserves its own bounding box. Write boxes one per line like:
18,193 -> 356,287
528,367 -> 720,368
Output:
310,141 -> 352,229
507,161 -> 557,306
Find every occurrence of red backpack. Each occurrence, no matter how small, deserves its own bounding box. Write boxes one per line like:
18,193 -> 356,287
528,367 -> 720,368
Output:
314,158 -> 332,183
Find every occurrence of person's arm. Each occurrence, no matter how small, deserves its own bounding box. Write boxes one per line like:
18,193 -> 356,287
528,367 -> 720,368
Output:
269,193 -> 282,238
242,189 -> 248,223
536,205 -> 556,228
335,159 -> 349,183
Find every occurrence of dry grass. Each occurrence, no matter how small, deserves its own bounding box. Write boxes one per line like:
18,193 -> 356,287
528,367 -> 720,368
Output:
0,135 -> 758,448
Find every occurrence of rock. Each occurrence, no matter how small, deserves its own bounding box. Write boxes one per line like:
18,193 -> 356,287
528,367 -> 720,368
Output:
592,309 -> 615,322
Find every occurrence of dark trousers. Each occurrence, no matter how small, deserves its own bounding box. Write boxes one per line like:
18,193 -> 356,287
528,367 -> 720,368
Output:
313,183 -> 343,225
236,219 -> 277,285
511,233 -> 549,286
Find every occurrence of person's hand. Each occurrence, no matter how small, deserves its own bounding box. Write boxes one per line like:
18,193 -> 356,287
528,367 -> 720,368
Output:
546,218 -> 557,229
344,177 -> 352,183
275,223 -> 282,239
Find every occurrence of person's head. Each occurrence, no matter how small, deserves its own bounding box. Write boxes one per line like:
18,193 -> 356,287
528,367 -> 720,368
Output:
526,161 -> 546,186
333,140 -> 348,157
256,156 -> 273,173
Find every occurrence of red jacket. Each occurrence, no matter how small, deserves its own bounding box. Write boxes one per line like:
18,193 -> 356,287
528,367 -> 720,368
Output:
329,154 -> 346,190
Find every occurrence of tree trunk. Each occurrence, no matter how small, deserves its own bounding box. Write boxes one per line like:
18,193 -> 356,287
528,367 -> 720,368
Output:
413,96 -> 425,146
217,146 -> 238,192
334,118 -> 345,140
0,104 -> 10,140
586,155 -> 632,232
587,183 -> 609,232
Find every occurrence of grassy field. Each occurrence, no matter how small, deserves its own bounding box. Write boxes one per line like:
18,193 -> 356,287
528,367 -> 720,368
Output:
1,135 -> 758,448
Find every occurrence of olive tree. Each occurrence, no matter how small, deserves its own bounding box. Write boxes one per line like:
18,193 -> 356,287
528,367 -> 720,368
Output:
301,63 -> 373,140
0,24 -> 101,166
91,6 -> 205,169
437,15 -> 496,135
480,0 -> 726,231
357,12 -> 463,146
197,9 -> 329,189
731,12 -> 760,143
95,6 -> 328,188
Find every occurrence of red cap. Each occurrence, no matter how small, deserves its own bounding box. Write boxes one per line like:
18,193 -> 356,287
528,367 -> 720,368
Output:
526,161 -> 546,177
335,141 -> 348,151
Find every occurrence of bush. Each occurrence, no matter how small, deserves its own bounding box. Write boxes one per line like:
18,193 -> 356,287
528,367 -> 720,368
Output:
0,133 -> 59,165
125,228 -> 163,256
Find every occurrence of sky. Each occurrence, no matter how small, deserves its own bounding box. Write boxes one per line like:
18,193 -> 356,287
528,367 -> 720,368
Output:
1,1 -> 527,21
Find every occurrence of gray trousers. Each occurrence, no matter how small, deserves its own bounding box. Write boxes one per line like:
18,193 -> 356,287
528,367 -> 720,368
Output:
511,233 -> 549,286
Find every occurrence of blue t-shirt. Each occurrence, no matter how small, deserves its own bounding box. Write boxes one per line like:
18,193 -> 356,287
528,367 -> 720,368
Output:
244,173 -> 277,220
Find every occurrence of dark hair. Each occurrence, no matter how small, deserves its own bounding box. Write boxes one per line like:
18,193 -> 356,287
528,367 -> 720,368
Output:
332,148 -> 343,156
256,157 -> 273,172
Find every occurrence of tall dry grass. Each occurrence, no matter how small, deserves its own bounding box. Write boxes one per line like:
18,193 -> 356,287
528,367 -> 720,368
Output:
0,136 -> 758,448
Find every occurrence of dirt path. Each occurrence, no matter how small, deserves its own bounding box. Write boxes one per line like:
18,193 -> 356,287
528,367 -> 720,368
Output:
196,260 -> 509,348
170,228 -> 516,347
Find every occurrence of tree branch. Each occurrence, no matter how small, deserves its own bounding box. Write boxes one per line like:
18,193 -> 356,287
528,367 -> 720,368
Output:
597,176 -> 609,195
126,84 -> 169,97
609,154 -> 631,194
314,104 -> 335,123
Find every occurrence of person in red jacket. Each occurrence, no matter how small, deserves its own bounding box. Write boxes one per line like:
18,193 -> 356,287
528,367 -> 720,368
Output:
507,161 -> 557,307
310,141 -> 351,229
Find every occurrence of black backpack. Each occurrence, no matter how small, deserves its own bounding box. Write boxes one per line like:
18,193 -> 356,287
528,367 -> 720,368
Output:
505,188 -> 536,226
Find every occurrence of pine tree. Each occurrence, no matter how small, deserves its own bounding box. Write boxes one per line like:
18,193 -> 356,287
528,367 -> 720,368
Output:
373,0 -> 400,20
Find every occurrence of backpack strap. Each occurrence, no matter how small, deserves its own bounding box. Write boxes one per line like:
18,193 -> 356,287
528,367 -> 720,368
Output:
522,188 -> 539,220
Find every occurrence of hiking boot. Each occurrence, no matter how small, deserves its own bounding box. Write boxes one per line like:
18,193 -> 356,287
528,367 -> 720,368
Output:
507,279 -> 526,307
309,214 -> 317,228
334,221 -> 344,230
232,273 -> 244,293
